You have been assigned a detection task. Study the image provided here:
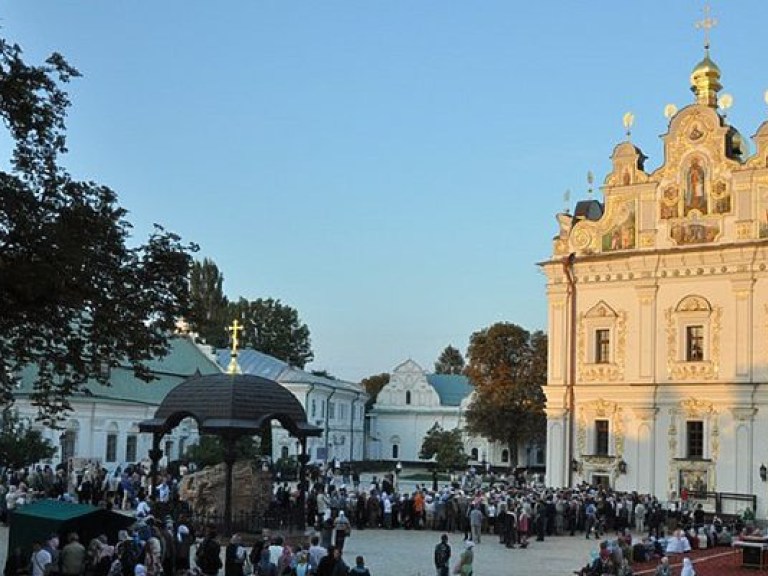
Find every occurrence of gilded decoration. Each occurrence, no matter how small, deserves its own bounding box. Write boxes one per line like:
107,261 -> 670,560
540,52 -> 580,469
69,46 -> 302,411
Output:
668,399 -> 719,495
639,231 -> 655,247
601,199 -> 636,251
577,302 -> 627,382
578,399 -> 625,459
736,221 -> 754,240
665,297 -> 721,380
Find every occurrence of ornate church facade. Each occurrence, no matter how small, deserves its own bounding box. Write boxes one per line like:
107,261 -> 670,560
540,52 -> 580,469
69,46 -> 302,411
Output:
541,39 -> 768,515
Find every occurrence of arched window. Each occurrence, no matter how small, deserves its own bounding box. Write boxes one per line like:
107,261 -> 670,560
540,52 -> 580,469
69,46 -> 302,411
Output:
392,444 -> 399,459
501,449 -> 509,463
405,391 -> 412,405
281,445 -> 289,459
471,448 -> 479,461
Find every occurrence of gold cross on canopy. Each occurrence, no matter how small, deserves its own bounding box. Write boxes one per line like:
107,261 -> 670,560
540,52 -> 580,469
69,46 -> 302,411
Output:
695,3 -> 717,50
226,319 -> 244,374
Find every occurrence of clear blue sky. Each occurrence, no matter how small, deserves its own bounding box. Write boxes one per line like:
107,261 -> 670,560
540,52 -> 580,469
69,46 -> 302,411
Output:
3,2 -> 767,381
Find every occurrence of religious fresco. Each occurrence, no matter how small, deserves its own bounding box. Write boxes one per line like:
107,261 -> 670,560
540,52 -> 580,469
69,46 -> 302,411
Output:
660,186 -> 680,219
684,158 -> 708,215
670,218 -> 720,245
710,180 -> 731,214
601,201 -> 636,251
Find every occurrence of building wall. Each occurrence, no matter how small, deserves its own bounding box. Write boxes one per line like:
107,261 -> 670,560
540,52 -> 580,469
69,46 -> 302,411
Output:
543,77 -> 768,515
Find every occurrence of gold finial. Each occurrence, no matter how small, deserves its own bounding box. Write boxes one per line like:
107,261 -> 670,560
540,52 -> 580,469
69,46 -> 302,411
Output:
718,93 -> 733,116
226,319 -> 244,374
695,3 -> 718,51
664,103 -> 678,120
622,112 -> 635,140
563,189 -> 571,214
587,171 -> 594,197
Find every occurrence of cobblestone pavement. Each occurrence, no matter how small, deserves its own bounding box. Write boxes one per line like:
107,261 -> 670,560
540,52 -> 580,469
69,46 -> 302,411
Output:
336,528 -> 600,576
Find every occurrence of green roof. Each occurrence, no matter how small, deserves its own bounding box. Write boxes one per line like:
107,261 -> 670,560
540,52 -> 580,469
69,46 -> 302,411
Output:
16,336 -> 222,405
12,500 -> 99,521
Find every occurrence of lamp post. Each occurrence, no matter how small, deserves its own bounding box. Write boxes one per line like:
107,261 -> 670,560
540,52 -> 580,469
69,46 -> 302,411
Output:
395,461 -> 402,492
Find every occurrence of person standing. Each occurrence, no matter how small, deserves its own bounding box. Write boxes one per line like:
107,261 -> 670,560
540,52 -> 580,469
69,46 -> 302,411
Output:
454,541 -> 473,576
195,524 -> 222,576
433,534 -> 451,576
60,533 -> 87,576
224,534 -> 247,576
469,506 -> 483,545
333,511 -> 352,552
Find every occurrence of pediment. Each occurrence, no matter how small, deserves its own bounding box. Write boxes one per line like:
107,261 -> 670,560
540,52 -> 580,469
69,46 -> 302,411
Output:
585,300 -> 618,319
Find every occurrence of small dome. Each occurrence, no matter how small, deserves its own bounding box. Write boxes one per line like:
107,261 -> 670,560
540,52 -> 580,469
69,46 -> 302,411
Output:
691,54 -> 721,77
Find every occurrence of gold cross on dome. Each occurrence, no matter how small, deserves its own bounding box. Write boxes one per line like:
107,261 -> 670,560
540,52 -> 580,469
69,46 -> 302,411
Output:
695,3 -> 718,50
227,319 -> 244,356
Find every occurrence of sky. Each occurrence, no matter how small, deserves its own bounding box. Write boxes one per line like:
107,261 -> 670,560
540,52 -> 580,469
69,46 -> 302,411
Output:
3,2 -> 767,382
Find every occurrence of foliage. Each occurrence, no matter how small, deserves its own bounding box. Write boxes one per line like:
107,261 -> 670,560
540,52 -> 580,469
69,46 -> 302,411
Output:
0,36 -> 197,422
418,423 -> 468,472
188,259 -> 230,348
360,373 -> 390,409
229,297 -> 314,368
184,435 -> 260,469
0,409 -> 56,469
434,345 -> 465,374
464,323 -> 547,462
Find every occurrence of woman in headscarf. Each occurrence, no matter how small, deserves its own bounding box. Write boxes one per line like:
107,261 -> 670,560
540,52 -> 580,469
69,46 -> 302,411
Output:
680,556 -> 696,576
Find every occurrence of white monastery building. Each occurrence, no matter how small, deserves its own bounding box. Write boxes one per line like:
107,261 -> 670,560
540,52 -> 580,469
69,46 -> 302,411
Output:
541,36 -> 768,516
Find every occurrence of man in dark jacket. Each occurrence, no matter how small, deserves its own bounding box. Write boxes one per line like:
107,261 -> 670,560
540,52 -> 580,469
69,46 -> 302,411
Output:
434,534 -> 451,576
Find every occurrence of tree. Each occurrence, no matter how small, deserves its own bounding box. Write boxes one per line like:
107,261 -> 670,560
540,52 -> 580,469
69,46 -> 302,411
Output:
463,323 -> 547,464
419,423 -> 468,472
0,37 -> 196,422
0,409 -> 56,469
188,258 -> 229,348
434,345 -> 465,374
229,297 -> 313,368
360,373 -> 390,409
185,435 -> 260,469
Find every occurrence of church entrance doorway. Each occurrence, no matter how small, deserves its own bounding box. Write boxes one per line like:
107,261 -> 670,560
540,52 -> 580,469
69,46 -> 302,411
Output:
592,474 -> 611,488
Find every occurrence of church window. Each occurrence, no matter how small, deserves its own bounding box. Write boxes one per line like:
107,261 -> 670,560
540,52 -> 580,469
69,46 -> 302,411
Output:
165,440 -> 173,460
471,448 -> 479,461
595,420 -> 610,455
686,325 -> 704,361
392,444 -> 399,459
501,449 -> 509,463
125,435 -> 137,462
405,391 -> 412,405
595,329 -> 611,364
686,421 -> 704,459
281,445 -> 289,459
328,401 -> 336,421
339,403 -> 347,421
106,433 -> 117,463
311,399 -> 317,418
178,437 -> 186,459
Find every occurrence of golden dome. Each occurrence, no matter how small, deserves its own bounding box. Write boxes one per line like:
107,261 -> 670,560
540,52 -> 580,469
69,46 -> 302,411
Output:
690,50 -> 722,107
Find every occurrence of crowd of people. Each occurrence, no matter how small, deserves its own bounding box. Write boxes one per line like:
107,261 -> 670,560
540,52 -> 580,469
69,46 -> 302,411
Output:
3,461 -> 765,576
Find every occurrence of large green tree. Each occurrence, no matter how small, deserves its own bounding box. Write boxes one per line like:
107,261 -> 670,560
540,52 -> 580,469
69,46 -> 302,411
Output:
360,373 -> 390,409
434,345 -> 465,375
188,258 -> 230,347
464,323 -> 547,463
0,410 -> 56,469
229,297 -> 313,368
0,37 -> 196,422
419,422 -> 468,472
